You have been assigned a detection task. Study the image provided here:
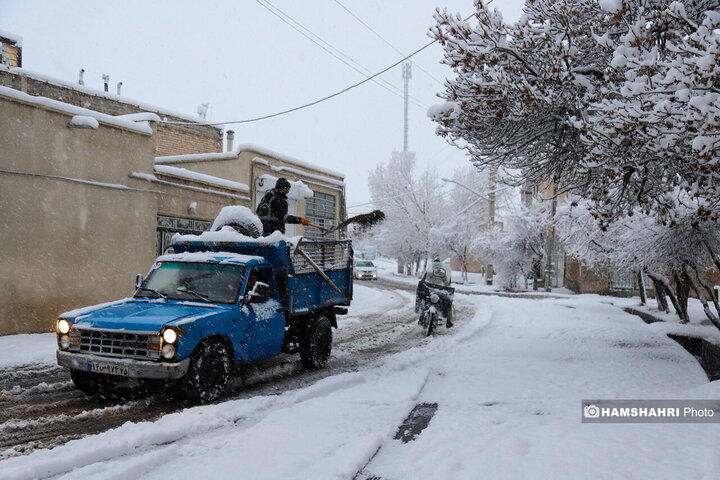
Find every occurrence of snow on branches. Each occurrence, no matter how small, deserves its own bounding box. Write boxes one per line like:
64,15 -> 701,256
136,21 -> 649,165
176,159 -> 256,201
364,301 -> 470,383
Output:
368,151 -> 447,270
430,0 -> 720,227
472,208 -> 549,290
557,196 -> 720,326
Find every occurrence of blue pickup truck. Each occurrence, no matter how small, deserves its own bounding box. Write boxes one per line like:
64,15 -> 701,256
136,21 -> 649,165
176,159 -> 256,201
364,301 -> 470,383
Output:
56,237 -> 353,403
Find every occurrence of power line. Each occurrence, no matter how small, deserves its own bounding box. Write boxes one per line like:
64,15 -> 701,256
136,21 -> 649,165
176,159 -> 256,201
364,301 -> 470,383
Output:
256,0 -> 428,110
162,37 -> 439,127
332,0 -> 445,87
163,12 -> 474,127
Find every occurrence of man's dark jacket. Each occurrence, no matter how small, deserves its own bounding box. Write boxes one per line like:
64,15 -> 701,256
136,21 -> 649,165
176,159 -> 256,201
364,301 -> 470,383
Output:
256,188 -> 302,236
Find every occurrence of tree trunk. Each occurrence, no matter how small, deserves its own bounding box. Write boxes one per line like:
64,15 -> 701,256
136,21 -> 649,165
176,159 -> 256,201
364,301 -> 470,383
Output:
693,266 -> 720,318
637,271 -> 647,306
702,240 -> 720,272
673,272 -> 690,324
461,247 -> 469,282
684,268 -> 720,331
653,278 -> 669,312
647,272 -> 685,320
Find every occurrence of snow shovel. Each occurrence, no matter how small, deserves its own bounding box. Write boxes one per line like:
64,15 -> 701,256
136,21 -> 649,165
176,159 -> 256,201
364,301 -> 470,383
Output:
293,238 -> 345,297
322,210 -> 385,237
303,220 -> 329,233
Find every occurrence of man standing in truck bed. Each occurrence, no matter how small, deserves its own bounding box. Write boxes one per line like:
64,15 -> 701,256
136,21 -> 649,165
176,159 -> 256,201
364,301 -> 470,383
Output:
256,177 -> 311,236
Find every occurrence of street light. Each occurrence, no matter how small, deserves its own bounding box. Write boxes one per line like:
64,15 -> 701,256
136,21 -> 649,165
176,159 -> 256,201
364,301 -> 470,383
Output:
440,177 -> 495,223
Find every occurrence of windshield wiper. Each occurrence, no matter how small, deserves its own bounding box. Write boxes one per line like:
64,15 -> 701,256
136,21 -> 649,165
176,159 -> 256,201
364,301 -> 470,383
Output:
176,286 -> 211,303
136,287 -> 168,301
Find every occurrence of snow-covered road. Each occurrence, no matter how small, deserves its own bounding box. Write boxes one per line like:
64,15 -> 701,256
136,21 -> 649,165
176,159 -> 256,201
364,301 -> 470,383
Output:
0,282 -> 439,462
1,283 -> 719,479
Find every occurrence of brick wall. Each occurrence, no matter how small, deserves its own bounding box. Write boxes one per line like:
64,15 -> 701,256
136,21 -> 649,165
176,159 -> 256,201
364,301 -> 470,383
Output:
155,126 -> 221,156
1,43 -> 21,68
0,69 -> 222,156
564,257 -> 610,294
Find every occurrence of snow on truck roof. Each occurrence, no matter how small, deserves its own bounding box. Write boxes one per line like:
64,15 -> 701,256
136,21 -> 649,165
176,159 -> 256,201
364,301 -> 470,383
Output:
173,228 -> 301,247
157,251 -> 265,266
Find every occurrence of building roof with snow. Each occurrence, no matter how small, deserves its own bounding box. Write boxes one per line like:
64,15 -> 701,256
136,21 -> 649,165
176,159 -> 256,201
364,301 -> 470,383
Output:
0,65 -> 222,157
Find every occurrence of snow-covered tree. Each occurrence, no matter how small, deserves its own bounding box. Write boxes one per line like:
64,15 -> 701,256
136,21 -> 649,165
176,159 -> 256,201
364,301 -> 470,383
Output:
429,0 -> 611,198
429,166 -> 490,281
368,151 -> 447,273
557,197 -> 720,328
429,0 -> 719,226
472,208 -> 549,290
577,1 -> 720,225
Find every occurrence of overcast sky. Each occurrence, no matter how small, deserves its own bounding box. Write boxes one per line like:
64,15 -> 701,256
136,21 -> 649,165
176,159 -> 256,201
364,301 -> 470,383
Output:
0,0 -> 525,211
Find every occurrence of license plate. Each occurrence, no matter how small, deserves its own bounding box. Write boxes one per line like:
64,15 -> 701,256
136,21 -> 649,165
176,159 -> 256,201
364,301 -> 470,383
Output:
87,361 -> 129,377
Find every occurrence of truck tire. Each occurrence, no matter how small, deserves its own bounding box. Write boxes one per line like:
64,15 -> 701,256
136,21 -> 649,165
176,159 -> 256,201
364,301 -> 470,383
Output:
180,340 -> 231,404
212,221 -> 260,238
300,316 -> 332,370
70,370 -> 119,395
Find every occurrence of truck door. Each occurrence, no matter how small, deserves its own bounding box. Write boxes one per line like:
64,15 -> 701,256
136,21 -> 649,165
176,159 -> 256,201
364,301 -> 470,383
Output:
239,267 -> 285,362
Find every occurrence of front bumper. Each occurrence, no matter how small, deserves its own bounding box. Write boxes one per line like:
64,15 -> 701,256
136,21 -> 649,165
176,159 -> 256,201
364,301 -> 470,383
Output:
57,350 -> 191,380
355,272 -> 377,280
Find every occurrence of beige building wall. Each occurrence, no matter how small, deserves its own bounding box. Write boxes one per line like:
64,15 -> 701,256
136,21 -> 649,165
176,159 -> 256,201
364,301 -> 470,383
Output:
0,95 -> 157,335
155,146 -> 347,238
1,89 -> 347,335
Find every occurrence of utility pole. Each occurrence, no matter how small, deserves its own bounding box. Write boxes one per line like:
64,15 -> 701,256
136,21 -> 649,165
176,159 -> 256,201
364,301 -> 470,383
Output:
486,168 -> 497,285
402,62 -> 412,153
544,182 -> 557,292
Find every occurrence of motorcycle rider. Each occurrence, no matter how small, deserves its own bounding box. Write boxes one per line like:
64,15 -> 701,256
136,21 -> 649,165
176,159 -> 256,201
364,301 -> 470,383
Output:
419,258 -> 453,328
256,177 -> 311,236
421,259 -> 451,287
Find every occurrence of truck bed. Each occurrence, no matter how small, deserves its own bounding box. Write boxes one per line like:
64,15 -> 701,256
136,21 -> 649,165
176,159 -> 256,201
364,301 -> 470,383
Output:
172,238 -> 353,316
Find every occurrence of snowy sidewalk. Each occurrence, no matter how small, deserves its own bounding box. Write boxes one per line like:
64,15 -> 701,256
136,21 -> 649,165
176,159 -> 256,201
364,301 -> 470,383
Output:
2,293 -> 719,479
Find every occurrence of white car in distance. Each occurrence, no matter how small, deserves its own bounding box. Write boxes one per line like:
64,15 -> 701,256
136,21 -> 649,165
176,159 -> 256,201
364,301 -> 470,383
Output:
354,260 -> 378,280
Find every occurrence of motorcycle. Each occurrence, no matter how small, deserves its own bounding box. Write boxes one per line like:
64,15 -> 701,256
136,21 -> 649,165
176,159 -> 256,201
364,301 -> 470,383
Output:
415,279 -> 455,336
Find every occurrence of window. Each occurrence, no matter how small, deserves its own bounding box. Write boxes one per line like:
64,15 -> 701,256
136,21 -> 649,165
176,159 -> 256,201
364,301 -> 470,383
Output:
156,215 -> 211,255
136,262 -> 245,304
244,267 -> 272,297
304,192 -> 336,239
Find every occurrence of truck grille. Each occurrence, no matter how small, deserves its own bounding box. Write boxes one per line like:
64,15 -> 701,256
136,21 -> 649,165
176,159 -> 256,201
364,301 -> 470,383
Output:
76,330 -> 161,360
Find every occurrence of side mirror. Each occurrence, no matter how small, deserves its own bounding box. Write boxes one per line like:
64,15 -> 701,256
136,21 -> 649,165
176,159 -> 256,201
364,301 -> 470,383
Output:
135,274 -> 143,289
245,281 -> 271,303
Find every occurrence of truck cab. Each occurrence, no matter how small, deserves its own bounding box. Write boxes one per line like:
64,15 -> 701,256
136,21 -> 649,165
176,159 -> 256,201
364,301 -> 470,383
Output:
56,238 -> 352,403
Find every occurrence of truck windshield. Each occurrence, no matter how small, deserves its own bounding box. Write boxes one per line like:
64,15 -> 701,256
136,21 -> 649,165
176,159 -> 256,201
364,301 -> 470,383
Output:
135,262 -> 246,304
356,261 -> 374,267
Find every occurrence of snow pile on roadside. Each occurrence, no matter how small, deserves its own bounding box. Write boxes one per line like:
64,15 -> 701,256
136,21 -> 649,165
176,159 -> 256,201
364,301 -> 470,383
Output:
0,334 -> 56,368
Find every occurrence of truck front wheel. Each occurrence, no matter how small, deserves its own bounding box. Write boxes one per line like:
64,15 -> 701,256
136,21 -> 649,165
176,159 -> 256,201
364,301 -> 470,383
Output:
300,316 -> 332,370
180,340 -> 230,404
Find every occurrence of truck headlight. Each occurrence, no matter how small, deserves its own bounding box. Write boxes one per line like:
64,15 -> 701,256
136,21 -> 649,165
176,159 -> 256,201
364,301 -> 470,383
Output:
59,335 -> 71,350
57,319 -> 71,334
162,328 -> 178,344
161,344 -> 176,359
